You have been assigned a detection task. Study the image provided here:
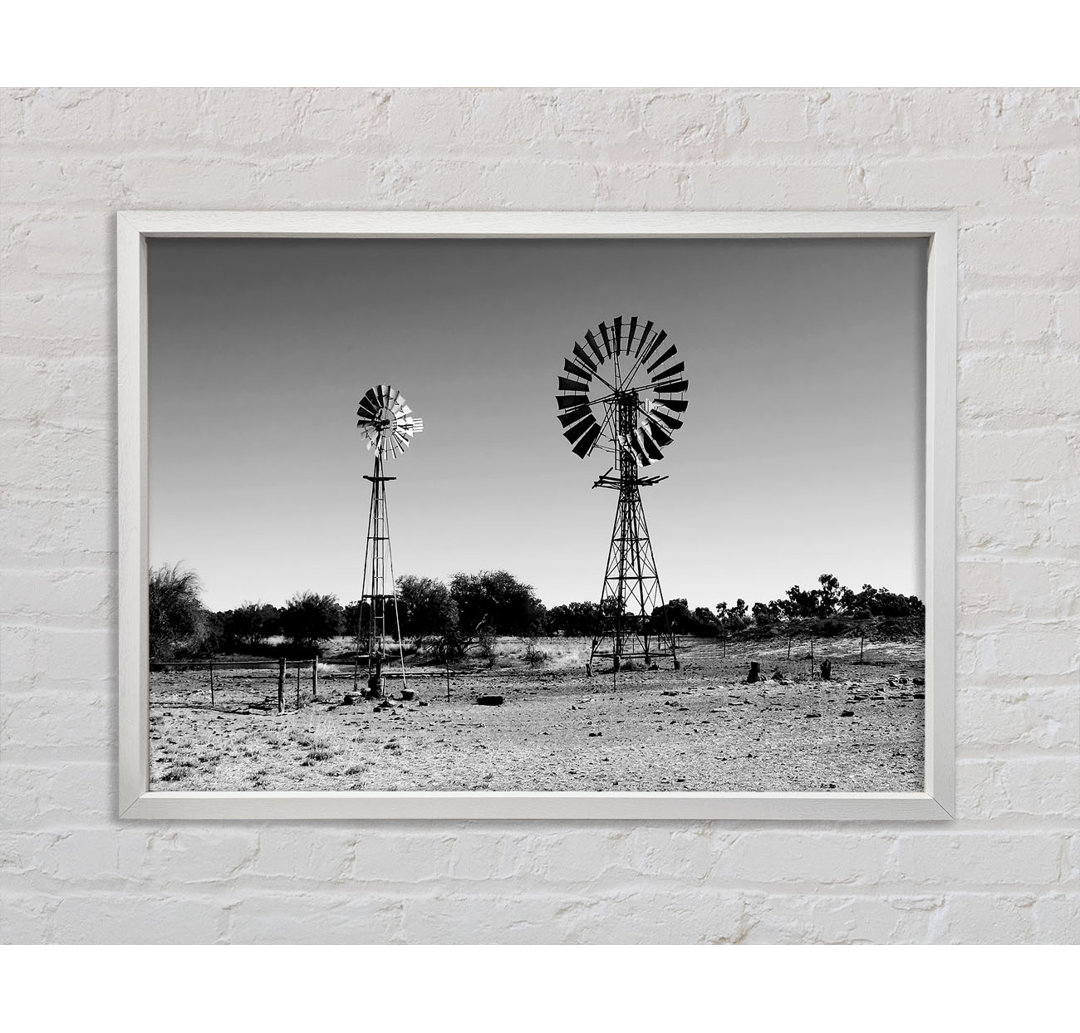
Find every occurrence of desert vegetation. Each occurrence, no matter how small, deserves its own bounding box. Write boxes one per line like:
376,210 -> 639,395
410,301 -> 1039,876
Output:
149,565 -> 924,663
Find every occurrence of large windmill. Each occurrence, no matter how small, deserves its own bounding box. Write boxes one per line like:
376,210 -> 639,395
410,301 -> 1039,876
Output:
554,317 -> 687,671
355,385 -> 423,697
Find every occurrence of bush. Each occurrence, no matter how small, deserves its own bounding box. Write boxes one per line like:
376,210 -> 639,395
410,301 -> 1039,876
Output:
523,638 -> 547,666
149,563 -> 205,660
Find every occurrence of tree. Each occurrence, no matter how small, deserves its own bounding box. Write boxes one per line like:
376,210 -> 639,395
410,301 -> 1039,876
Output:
545,601 -> 603,637
223,602 -> 280,649
449,570 -> 546,636
395,575 -> 457,637
148,563 -> 205,660
280,592 -> 343,654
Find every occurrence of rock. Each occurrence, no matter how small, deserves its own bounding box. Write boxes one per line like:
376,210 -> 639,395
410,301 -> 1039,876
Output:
661,690 -> 678,697
342,694 -> 354,706
418,700 -> 429,707
820,660 -> 832,680
804,712 -> 822,719
840,710 -> 855,717
401,689 -> 416,701
476,695 -> 504,706
588,731 -> 602,737
747,662 -> 761,683
899,676 -> 909,684
913,677 -> 925,686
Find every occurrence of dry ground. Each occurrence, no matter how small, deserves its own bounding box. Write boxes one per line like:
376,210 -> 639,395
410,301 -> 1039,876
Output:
149,635 -> 925,792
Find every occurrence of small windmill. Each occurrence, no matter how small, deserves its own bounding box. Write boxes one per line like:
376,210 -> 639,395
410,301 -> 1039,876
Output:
554,317 -> 687,671
355,385 -> 423,697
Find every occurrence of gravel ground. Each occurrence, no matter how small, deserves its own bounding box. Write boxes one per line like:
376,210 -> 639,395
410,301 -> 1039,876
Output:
150,636 -> 925,792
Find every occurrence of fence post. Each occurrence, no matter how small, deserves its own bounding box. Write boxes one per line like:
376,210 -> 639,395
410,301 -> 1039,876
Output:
296,662 -> 302,711
312,660 -> 318,701
277,658 -> 285,714
209,661 -> 215,707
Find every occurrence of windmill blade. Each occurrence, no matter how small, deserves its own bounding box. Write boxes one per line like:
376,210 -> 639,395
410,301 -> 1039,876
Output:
572,342 -> 598,372
638,327 -> 667,366
633,320 -> 655,357
654,396 -> 689,412
572,422 -> 602,458
627,316 -> 639,353
563,414 -> 597,444
646,343 -> 678,374
644,420 -> 673,448
564,357 -> 593,382
651,360 -> 684,383
653,409 -> 683,432
598,321 -> 613,357
556,393 -> 591,410
653,378 -> 688,394
613,316 -> 625,353
626,433 -> 652,466
557,406 -> 591,427
638,428 -> 664,461
410,417 -> 424,433
357,392 -> 381,419
557,375 -> 589,393
585,330 -> 604,363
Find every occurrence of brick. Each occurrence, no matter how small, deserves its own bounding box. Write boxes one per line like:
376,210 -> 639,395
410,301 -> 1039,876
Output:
961,217 -> 1079,283
961,291 -> 1056,343
892,834 -> 1063,886
940,893 -> 1038,943
0,495 -> 113,563
51,893 -> 228,944
1,688 -> 111,755
715,831 -> 893,886
864,156 -> 1019,208
742,892 -> 945,944
960,351 -> 1080,421
227,892 -> 407,944
957,428 -> 1078,486
957,685 -> 1079,750
685,161 -> 864,208
1032,893 -> 1080,943
116,828 -> 258,885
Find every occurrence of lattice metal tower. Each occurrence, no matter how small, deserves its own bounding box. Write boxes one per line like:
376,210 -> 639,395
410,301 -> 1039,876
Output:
554,317 -> 688,671
355,385 -> 423,697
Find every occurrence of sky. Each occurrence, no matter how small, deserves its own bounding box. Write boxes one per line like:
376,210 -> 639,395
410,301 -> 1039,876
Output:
148,236 -> 926,613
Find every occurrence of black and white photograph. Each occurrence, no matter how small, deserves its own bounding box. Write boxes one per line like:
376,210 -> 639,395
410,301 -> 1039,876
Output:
146,234 -> 928,795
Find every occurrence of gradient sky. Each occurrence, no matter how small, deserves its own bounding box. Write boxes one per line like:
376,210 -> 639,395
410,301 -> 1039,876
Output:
148,237 -> 926,613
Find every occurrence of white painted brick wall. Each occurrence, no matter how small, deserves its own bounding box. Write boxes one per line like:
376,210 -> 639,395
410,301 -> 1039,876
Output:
2,87 -> 1077,944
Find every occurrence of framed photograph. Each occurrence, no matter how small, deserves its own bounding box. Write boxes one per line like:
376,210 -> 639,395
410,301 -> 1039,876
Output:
118,210 -> 956,820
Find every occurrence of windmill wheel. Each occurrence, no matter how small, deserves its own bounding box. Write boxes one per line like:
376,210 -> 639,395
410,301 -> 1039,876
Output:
356,384 -> 424,459
555,317 -> 688,466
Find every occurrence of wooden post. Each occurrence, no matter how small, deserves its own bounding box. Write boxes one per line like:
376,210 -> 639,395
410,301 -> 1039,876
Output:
860,630 -> 865,664
209,661 -> 215,707
277,658 -> 285,714
809,637 -> 814,675
312,660 -> 319,701
787,635 -> 792,660
296,662 -> 302,711
445,651 -> 450,703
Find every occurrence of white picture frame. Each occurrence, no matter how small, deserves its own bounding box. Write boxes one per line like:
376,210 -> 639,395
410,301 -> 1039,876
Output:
118,210 -> 957,820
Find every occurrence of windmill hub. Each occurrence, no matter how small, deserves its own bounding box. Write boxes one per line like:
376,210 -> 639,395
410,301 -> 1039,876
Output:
554,317 -> 688,672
